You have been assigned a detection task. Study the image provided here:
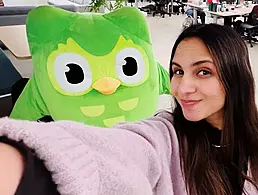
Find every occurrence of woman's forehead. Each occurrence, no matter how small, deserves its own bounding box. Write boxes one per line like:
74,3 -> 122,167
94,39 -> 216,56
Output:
173,38 -> 214,67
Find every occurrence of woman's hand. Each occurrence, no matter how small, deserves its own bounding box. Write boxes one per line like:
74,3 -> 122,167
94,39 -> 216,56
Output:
0,143 -> 24,195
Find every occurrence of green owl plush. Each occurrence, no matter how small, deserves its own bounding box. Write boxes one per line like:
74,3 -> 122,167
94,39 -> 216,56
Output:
10,6 -> 170,127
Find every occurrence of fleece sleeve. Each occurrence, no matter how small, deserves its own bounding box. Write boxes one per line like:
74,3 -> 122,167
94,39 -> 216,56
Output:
0,111 -> 185,195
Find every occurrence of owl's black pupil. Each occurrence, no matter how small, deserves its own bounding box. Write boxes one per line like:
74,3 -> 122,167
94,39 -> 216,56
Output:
122,57 -> 138,76
65,63 -> 84,84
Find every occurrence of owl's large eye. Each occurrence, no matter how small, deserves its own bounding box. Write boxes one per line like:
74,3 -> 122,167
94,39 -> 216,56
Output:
53,53 -> 92,93
116,48 -> 145,85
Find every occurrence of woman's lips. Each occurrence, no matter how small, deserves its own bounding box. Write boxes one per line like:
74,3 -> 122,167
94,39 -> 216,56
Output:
180,99 -> 201,108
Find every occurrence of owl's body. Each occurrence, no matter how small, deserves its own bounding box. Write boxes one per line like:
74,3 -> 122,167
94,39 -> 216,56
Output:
10,6 -> 170,127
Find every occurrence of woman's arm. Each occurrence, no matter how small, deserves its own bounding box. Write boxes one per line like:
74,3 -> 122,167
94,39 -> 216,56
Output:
0,111 -> 179,195
0,143 -> 24,195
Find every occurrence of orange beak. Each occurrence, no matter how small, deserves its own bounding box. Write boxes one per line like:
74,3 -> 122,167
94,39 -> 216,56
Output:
92,77 -> 121,95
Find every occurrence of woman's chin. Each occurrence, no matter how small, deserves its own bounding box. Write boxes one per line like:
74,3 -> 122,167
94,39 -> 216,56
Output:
183,112 -> 203,122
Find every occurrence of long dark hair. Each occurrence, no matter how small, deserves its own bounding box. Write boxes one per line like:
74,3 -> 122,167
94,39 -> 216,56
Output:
170,24 -> 258,195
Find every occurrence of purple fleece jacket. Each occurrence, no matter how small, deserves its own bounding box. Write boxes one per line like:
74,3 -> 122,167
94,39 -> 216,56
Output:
0,110 -> 256,195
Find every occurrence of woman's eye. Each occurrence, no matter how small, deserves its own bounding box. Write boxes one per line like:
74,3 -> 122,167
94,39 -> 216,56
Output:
198,70 -> 211,76
174,69 -> 184,75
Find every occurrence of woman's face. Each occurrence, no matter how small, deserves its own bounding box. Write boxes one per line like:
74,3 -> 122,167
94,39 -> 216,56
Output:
171,38 -> 225,129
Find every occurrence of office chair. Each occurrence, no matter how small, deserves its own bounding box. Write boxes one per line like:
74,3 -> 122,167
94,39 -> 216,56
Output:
169,0 -> 185,15
139,4 -> 156,14
128,0 -> 135,6
0,48 -> 22,117
152,0 -> 172,18
240,5 -> 258,47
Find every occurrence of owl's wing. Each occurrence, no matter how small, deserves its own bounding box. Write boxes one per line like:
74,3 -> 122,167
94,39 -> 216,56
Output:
157,62 -> 171,95
10,75 -> 49,121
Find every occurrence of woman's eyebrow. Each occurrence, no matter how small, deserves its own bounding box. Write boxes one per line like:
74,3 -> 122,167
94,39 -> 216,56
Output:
192,60 -> 214,66
171,60 -> 213,67
171,62 -> 181,67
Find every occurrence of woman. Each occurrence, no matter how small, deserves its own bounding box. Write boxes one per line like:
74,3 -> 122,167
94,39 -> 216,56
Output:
185,8 -> 206,24
0,23 -> 258,195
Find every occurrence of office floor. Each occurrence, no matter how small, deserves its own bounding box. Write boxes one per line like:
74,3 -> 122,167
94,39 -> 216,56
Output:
5,14 -> 258,110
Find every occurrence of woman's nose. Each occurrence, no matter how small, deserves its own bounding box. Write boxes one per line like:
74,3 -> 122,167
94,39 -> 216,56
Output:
177,76 -> 197,94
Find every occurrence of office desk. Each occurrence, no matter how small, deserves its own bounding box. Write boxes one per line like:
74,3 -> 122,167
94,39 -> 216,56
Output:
205,4 -> 255,24
0,25 -> 31,59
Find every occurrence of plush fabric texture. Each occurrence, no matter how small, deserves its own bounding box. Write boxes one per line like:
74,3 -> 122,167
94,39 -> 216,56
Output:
0,111 -> 257,195
10,6 -> 170,127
